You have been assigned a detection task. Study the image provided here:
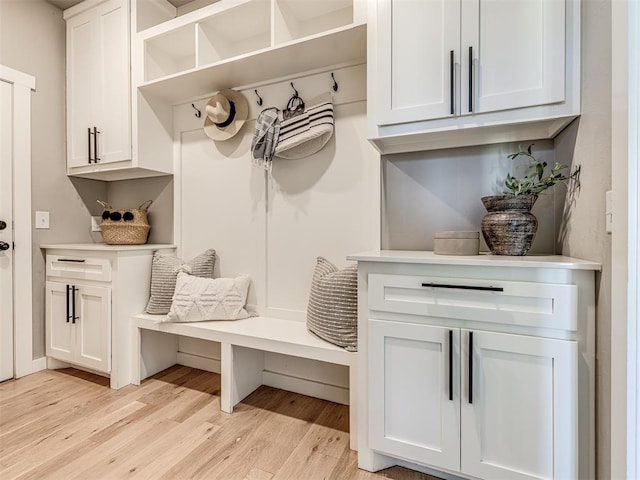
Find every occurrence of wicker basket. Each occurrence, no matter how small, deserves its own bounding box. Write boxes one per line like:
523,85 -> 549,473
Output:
97,200 -> 152,245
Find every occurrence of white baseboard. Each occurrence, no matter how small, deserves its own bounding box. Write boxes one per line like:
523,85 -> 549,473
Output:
176,352 -> 221,374
31,356 -> 47,374
263,370 -> 349,405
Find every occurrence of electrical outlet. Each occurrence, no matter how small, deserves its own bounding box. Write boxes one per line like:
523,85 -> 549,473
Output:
91,216 -> 102,232
35,211 -> 50,229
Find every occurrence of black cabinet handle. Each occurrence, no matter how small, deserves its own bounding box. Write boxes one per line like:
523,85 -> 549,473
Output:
448,330 -> 453,401
93,127 -> 100,163
71,285 -> 78,324
468,331 -> 473,404
87,127 -> 93,163
421,282 -> 503,292
66,284 -> 71,323
468,46 -> 473,113
58,258 -> 86,263
449,50 -> 455,115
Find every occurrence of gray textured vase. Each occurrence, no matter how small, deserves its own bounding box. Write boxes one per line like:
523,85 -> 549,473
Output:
481,194 -> 538,256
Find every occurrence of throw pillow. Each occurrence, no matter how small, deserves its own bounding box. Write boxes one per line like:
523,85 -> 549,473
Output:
145,249 -> 216,315
306,256 -> 358,351
164,272 -> 251,322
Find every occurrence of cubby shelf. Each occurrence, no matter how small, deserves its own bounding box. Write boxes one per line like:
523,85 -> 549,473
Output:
138,22 -> 366,103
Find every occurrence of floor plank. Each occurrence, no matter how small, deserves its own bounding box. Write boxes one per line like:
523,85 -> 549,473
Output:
0,368 -> 442,480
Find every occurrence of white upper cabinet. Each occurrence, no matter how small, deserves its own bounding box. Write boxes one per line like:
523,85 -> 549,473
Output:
460,0 -> 566,115
65,0 -> 174,181
370,0 -> 580,154
377,0 -> 460,124
66,0 -> 131,169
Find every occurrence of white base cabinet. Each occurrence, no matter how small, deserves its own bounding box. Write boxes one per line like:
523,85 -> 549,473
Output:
43,244 -> 175,388
349,251 -> 599,480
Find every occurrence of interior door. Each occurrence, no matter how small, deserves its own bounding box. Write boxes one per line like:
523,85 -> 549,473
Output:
0,79 -> 14,382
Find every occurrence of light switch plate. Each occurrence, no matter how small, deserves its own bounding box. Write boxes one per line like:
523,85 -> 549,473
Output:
35,211 -> 50,229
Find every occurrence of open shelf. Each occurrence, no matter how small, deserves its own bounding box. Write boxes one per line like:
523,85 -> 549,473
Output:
138,22 -> 366,104
274,0 -> 354,44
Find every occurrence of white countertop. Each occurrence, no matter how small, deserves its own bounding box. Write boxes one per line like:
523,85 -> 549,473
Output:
41,243 -> 176,251
347,250 -> 602,271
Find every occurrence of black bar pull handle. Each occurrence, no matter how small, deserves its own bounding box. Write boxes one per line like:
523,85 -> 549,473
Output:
448,330 -> 453,401
422,282 -> 503,292
71,285 -> 78,324
449,50 -> 455,115
93,127 -> 100,163
468,46 -> 473,113
58,258 -> 86,263
87,127 -> 92,163
66,284 -> 71,323
468,331 -> 473,404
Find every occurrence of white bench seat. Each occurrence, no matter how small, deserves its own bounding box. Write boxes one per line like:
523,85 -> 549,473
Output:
131,313 -> 357,449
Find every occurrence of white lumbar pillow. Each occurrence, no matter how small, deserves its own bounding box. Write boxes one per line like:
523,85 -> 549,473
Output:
164,272 -> 251,323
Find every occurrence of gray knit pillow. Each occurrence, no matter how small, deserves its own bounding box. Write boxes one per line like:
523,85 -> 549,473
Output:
306,257 -> 358,352
145,249 -> 216,315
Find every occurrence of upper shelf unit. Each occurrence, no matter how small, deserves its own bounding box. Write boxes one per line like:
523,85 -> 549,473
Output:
133,0 -> 367,104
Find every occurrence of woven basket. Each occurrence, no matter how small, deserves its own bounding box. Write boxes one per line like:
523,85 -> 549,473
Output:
98,200 -> 152,245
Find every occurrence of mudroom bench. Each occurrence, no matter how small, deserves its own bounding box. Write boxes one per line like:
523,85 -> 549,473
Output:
131,313 -> 357,449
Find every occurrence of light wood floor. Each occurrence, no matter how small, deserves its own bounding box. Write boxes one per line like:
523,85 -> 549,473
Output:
0,366 -> 441,480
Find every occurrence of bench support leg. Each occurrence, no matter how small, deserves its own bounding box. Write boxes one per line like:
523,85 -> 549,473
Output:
349,360 -> 358,451
221,343 -> 264,413
133,327 -> 179,384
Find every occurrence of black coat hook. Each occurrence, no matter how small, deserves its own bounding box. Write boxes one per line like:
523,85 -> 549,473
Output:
255,89 -> 263,106
290,82 -> 299,98
191,103 -> 201,118
331,72 -> 338,92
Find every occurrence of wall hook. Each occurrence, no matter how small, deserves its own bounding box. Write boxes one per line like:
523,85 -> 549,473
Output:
290,82 -> 299,98
255,89 -> 263,106
331,72 -> 338,92
191,103 -> 202,118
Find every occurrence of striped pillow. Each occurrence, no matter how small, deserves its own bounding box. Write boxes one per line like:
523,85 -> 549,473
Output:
306,257 -> 358,352
145,249 -> 216,315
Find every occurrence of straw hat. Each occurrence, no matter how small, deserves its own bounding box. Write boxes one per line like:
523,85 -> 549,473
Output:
203,89 -> 249,141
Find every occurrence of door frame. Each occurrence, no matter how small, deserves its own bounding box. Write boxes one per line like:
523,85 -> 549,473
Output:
611,1 -> 639,477
0,65 -> 35,378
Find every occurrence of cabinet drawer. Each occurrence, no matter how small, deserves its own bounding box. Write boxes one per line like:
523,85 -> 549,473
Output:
369,274 -> 577,331
46,255 -> 112,282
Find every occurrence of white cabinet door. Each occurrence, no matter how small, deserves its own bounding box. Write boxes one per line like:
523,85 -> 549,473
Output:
75,284 -> 111,373
369,319 -> 460,472
95,0 -> 130,165
376,0 -> 461,125
45,282 -> 75,364
460,0 -> 566,115
66,0 -> 130,169
66,9 -> 97,168
461,330 -> 577,480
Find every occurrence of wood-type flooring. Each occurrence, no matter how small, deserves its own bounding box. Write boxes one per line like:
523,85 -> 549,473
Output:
0,366 -> 442,480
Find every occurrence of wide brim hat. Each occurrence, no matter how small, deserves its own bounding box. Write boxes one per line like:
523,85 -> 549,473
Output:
203,89 -> 249,141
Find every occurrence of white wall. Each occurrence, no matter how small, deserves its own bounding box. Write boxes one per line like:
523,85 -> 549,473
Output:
381,139 -> 563,253
0,0 -> 108,359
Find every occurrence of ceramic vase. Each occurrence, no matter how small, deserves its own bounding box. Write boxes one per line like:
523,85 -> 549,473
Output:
481,194 -> 538,256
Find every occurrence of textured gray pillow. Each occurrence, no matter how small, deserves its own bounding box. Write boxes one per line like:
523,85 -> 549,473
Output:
145,249 -> 216,315
306,257 -> 358,352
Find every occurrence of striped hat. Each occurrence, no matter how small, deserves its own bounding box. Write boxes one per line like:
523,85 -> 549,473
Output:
274,93 -> 334,159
